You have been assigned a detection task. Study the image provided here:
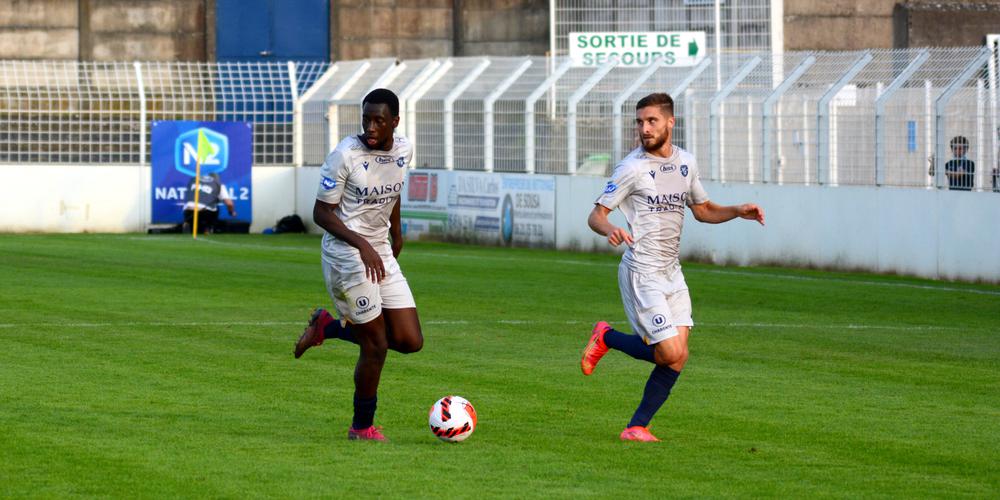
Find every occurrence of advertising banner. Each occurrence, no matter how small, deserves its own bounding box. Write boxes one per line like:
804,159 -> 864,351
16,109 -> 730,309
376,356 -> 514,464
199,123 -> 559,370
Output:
401,170 -> 556,247
150,121 -> 253,224
400,170 -> 450,239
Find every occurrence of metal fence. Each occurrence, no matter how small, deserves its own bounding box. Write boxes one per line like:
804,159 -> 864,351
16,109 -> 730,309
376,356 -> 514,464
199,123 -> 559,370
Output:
0,60 -> 327,166
2,48 -> 999,192
310,47 -> 997,191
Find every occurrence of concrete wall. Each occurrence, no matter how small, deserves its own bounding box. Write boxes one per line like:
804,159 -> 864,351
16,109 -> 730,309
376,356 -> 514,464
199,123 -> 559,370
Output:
0,0 -> 207,61
81,0 -> 206,61
456,0 -> 549,57
330,0 -> 548,60
785,0 -> 1000,51
2,164 -> 998,283
0,0 -> 79,59
894,1 -> 1000,48
784,0 -> 897,51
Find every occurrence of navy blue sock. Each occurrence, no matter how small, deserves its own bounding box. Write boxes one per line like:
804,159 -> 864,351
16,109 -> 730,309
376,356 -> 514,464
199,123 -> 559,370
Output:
628,365 -> 680,428
324,319 -> 358,344
352,395 -> 377,429
603,328 -> 655,363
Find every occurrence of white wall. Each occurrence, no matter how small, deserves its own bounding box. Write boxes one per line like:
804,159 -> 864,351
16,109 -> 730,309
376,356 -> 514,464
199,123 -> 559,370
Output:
0,164 -> 296,234
553,176 -> 1000,283
3,163 -> 997,283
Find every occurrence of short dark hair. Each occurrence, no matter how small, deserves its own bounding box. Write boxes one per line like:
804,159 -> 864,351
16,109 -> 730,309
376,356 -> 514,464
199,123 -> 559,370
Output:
950,136 -> 969,148
363,88 -> 399,117
636,93 -> 674,116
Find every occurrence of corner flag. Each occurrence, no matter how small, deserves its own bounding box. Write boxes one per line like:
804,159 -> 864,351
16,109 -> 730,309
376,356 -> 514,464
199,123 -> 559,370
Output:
191,129 -> 212,239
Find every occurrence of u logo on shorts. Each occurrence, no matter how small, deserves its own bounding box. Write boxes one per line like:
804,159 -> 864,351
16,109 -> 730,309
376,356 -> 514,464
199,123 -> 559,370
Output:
652,314 -> 666,326
356,296 -> 370,309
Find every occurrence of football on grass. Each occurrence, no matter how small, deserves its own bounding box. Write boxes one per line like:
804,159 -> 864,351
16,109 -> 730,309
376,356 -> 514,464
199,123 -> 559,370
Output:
428,396 -> 477,442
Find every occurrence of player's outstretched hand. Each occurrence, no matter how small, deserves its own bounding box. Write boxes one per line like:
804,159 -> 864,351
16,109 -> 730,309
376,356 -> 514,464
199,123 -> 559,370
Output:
607,226 -> 634,247
358,240 -> 386,283
738,203 -> 765,225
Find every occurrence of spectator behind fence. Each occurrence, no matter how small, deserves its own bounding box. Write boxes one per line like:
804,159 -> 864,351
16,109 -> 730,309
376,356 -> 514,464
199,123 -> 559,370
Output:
944,136 -> 975,191
183,173 -> 236,234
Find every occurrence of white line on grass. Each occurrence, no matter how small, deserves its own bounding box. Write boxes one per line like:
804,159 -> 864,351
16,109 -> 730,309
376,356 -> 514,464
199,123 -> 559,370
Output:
121,236 -> 1000,297
0,319 -> 972,332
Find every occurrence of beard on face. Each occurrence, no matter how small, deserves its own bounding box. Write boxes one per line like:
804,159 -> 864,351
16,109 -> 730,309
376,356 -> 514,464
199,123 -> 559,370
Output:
641,132 -> 667,152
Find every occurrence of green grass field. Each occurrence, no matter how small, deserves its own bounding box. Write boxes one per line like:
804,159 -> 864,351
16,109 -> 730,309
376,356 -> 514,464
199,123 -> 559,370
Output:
1,234 -> 998,498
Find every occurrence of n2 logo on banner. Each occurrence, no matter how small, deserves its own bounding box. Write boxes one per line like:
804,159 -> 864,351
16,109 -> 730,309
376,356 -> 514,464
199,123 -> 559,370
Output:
175,127 -> 229,176
150,121 -> 253,225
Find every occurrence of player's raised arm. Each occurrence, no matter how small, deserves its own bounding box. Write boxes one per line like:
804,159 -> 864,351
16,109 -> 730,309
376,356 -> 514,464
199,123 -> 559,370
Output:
313,199 -> 386,283
588,204 -> 633,247
689,201 -> 765,225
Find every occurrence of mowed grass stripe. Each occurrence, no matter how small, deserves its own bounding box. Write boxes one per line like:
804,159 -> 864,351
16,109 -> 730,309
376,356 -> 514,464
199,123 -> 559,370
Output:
0,234 -> 997,497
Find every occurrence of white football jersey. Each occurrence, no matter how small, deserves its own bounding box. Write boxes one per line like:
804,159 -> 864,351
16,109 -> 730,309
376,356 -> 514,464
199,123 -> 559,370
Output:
595,145 -> 709,273
316,134 -> 413,279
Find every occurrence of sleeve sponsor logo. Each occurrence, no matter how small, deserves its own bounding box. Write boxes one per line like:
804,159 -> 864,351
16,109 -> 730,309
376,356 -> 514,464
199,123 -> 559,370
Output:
321,176 -> 337,190
603,182 -> 618,194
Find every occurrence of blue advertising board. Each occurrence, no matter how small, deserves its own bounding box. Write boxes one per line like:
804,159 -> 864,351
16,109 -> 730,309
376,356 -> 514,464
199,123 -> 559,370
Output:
151,121 -> 253,224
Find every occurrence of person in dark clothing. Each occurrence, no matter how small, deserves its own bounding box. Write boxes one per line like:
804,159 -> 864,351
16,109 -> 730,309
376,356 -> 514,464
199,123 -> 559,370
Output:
182,173 -> 236,234
944,136 -> 975,191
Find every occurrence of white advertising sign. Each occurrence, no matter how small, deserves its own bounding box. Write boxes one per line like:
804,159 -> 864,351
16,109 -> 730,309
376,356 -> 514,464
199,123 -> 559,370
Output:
568,31 -> 706,68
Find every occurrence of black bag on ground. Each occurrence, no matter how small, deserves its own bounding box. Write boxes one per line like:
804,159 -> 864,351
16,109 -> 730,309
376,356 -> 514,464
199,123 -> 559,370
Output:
274,214 -> 307,234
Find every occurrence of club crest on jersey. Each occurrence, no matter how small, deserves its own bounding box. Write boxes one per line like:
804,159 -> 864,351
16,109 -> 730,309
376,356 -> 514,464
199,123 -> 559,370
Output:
603,182 -> 617,194
321,176 -> 337,190
661,163 -> 676,173
375,155 -> 393,164
396,157 -> 405,168
680,164 -> 688,177
362,161 -> 370,170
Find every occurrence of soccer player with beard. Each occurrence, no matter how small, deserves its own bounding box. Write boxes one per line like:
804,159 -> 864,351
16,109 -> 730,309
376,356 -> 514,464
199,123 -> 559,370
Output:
580,93 -> 765,442
294,88 -> 423,442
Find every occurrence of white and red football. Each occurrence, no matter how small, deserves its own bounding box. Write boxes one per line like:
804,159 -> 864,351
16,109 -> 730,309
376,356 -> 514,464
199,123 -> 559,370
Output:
428,395 -> 477,442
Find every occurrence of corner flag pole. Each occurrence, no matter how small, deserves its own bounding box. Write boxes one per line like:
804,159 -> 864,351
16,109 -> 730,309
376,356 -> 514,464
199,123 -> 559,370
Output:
191,129 -> 212,239
192,156 -> 201,239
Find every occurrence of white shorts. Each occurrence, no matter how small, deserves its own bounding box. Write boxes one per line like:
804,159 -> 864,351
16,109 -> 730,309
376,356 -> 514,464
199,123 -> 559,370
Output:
618,263 -> 694,344
322,257 -> 416,325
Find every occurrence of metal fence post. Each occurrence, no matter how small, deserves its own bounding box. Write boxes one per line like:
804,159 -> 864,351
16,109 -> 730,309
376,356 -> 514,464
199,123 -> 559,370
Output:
762,55 -> 815,184
133,62 -> 147,165
407,59 -> 452,168
874,49 -> 929,186
817,51 -> 872,185
288,61 -> 303,167
524,58 -> 573,174
935,48 -> 990,189
367,61 -> 406,94
397,60 -> 441,138
710,56 -> 762,181
444,58 -> 491,170
612,58 -> 665,162
567,57 -> 618,175
484,58 -> 532,172
327,62 -> 372,154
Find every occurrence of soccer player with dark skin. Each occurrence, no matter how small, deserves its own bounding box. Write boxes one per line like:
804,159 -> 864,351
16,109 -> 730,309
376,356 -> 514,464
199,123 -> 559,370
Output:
581,93 -> 764,442
295,89 -> 423,441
